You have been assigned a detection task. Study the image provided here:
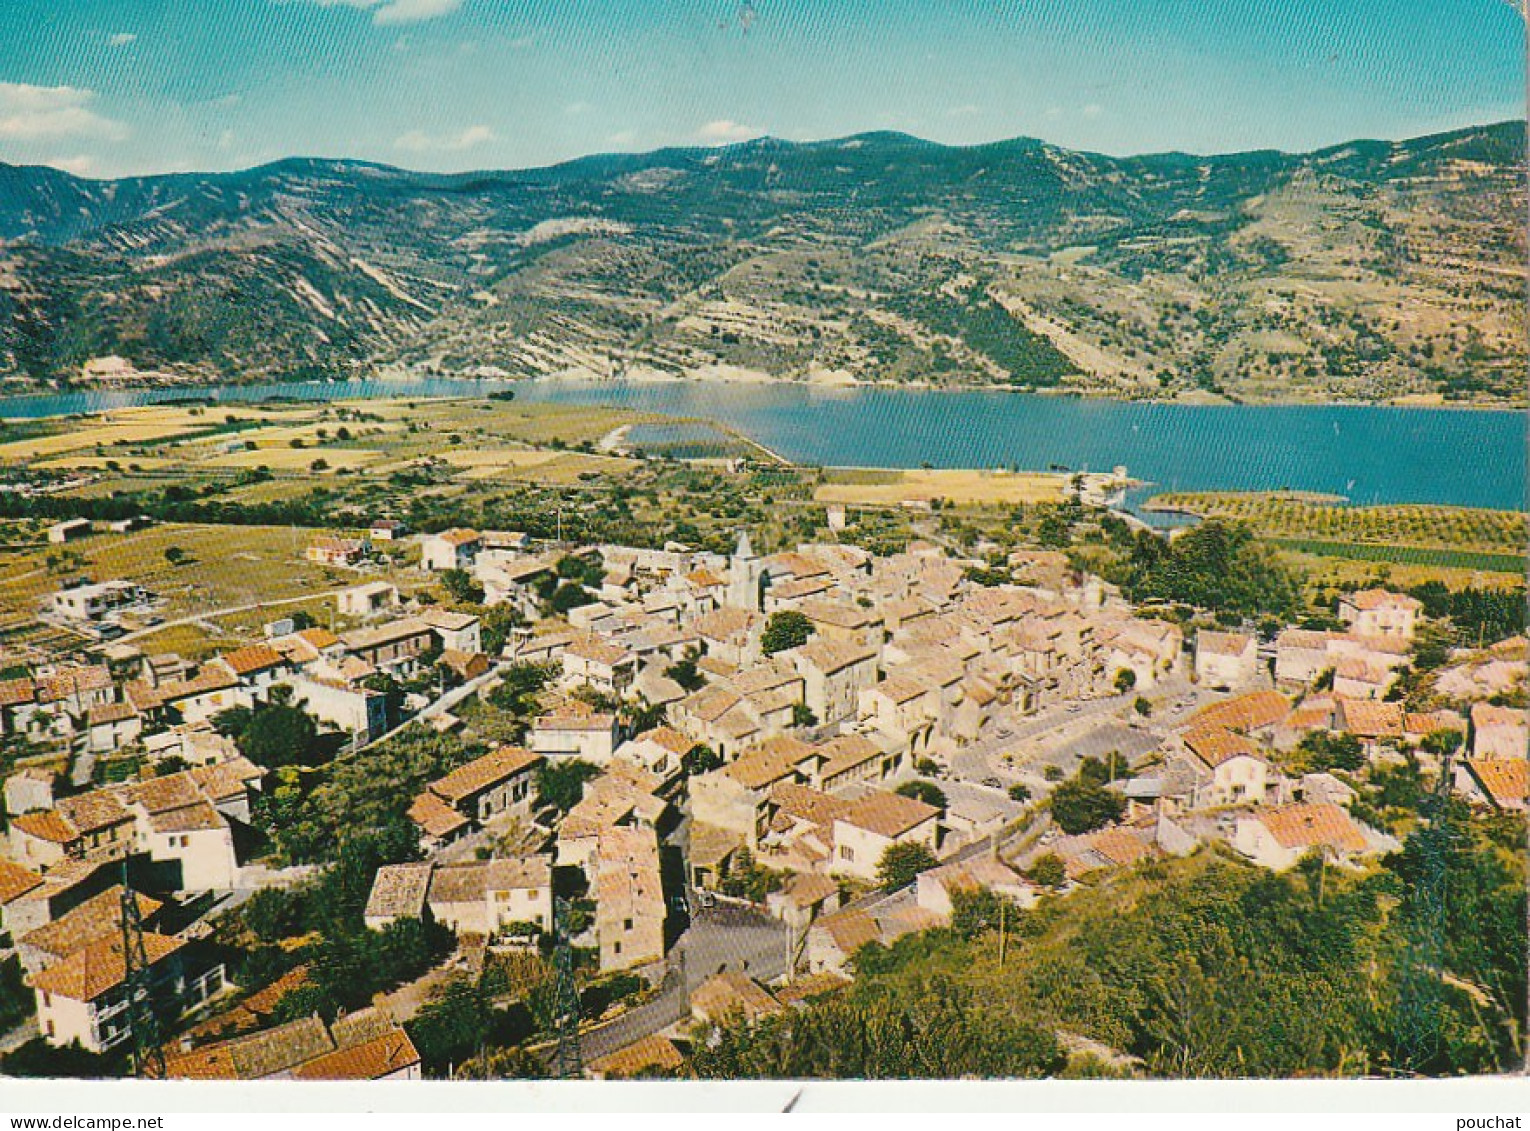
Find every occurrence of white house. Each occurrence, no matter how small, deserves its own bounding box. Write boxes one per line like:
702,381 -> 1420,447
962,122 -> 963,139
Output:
421,528 -> 482,572
561,635 -> 637,697
418,607 -> 483,655
1194,631 -> 1258,689
829,790 -> 940,883
1180,726 -> 1270,808
1471,703 -> 1528,760
1337,589 -> 1421,640
1233,802 -> 1380,872
793,638 -> 879,725
337,581 -> 399,618
530,711 -> 619,763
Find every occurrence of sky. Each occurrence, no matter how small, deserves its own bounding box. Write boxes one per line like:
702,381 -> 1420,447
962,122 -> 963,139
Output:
0,0 -> 1523,179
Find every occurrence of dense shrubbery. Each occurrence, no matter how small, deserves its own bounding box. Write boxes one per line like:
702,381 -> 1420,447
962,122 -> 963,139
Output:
230,828 -> 453,1023
692,806 -> 1525,1079
1408,581 -> 1526,645
255,724 -> 478,864
692,981 -> 1067,1079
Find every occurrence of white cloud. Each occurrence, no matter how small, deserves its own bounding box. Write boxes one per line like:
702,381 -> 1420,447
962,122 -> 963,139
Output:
0,83 -> 129,142
694,119 -> 764,145
284,0 -> 463,25
394,123 -> 494,152
1082,103 -> 1105,119
107,32 -> 137,48
606,130 -> 639,148
948,104 -> 981,117
372,0 -> 462,23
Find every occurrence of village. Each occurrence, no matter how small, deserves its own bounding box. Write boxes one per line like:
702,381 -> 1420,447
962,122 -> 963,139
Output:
0,505 -> 1523,1081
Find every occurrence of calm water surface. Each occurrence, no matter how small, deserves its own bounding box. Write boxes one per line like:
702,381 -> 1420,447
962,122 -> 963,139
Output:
0,378 -> 1521,511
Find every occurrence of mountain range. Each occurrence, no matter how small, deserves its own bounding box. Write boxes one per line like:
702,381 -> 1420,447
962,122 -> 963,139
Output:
0,121 -> 1523,403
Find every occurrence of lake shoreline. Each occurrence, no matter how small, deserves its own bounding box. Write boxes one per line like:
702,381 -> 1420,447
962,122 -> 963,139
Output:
0,376 -> 1521,511
1,369 -> 1522,418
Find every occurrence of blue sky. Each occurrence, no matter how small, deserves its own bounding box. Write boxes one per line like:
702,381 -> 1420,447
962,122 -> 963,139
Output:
0,0 -> 1522,178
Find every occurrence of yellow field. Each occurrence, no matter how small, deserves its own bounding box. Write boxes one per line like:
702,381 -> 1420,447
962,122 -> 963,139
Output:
0,523 -> 354,619
35,456 -> 179,472
205,447 -> 386,471
501,452 -> 640,483
440,448 -> 562,471
178,420 -> 402,451
815,468 -> 1066,507
0,423 -> 210,461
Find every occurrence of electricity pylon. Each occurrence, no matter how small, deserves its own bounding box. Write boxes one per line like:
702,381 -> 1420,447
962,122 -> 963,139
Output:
119,860 -> 165,1080
551,897 -> 583,1080
1391,744 -> 1458,1074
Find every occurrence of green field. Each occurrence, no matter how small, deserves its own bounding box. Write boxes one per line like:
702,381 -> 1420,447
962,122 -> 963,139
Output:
1269,537 -> 1524,574
1151,491 -> 1526,555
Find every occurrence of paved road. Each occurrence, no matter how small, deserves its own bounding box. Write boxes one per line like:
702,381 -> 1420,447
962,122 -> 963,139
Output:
112,590 -> 350,645
576,903 -> 787,1065
351,658 -> 513,756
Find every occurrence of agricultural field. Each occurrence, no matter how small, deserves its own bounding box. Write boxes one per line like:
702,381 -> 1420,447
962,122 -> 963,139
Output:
1272,547 -> 1516,594
815,467 -> 1067,507
0,523 -> 357,621
1148,491 -> 1527,556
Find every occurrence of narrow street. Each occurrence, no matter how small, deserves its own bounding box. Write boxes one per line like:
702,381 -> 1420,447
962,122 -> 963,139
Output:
575,902 -> 787,1065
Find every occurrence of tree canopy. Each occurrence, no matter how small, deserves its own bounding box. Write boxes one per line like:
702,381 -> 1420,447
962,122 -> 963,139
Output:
877,841 -> 937,890
895,780 -> 948,810
761,610 -> 816,655
1120,520 -> 1303,618
1049,777 -> 1126,835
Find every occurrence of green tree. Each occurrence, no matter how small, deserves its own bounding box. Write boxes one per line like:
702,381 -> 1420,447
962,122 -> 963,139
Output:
690,985 -> 1065,1079
682,743 -> 722,776
548,582 -> 594,615
876,842 -> 937,890
1419,728 -> 1464,757
1049,777 -> 1125,835
949,885 -> 1019,941
1114,668 -> 1137,693
238,701 -> 320,769
894,779 -> 947,809
1026,853 -> 1067,889
535,759 -> 600,813
440,568 -> 485,605
761,610 -> 815,655
791,702 -> 818,728
664,655 -> 706,692
1292,730 -> 1365,774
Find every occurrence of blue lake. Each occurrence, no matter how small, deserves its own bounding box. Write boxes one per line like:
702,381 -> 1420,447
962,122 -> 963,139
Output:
0,378 -> 1522,511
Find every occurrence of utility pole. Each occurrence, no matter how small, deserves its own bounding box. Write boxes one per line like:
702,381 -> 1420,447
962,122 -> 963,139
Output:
119,859 -> 165,1080
551,897 -> 583,1080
